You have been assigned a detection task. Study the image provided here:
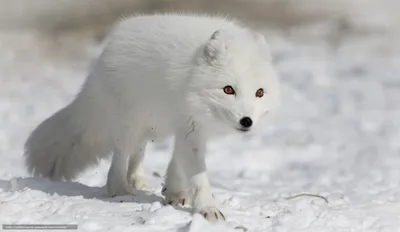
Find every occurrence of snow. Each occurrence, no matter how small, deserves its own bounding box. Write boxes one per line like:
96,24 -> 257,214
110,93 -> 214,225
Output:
1,8 -> 400,232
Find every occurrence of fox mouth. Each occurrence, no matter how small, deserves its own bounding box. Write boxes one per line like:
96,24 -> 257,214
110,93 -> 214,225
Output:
236,127 -> 250,132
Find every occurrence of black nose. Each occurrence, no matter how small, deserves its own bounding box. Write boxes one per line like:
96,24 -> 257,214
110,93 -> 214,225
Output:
239,117 -> 253,128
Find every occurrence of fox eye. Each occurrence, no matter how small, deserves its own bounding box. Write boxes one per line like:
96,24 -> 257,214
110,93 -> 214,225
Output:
223,85 -> 235,95
255,88 -> 264,98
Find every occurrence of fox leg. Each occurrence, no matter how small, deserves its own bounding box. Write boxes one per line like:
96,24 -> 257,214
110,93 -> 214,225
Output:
164,119 -> 225,221
127,140 -> 148,191
107,126 -> 145,197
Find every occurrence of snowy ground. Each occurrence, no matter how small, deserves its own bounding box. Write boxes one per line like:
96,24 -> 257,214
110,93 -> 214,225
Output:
1,12 -> 400,232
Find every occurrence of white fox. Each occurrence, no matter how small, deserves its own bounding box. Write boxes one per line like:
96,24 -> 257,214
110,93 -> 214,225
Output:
24,13 -> 280,221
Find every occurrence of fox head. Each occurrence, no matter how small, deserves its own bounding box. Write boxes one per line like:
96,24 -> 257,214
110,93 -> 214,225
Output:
188,28 -> 280,134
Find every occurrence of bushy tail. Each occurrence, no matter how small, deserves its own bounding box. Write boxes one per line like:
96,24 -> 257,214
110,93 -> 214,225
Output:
24,102 -> 109,181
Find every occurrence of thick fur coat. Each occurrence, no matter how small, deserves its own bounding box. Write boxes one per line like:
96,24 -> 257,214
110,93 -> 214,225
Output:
24,13 -> 280,221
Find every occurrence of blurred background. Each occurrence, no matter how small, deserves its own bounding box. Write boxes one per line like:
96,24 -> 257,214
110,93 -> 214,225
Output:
0,0 -> 399,185
1,0 -> 399,183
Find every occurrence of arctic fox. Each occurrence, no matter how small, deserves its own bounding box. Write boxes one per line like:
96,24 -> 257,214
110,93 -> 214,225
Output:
24,13 -> 280,221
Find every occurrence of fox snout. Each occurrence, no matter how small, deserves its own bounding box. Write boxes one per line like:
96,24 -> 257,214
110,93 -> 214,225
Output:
236,116 -> 253,132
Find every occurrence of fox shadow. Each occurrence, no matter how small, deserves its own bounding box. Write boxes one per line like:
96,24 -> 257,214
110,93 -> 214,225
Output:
0,177 -> 164,205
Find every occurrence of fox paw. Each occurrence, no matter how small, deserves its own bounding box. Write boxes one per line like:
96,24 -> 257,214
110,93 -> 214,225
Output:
165,196 -> 192,206
107,182 -> 133,197
162,187 -> 192,206
130,174 -> 149,191
196,207 -> 226,221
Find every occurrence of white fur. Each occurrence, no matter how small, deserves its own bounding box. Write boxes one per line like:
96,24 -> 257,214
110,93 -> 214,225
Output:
24,13 -> 280,221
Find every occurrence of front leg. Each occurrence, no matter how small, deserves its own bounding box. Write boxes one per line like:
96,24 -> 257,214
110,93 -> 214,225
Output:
163,156 -> 192,206
167,119 -> 225,221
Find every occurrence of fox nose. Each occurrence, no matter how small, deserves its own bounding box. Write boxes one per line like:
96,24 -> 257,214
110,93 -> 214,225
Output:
239,117 -> 253,128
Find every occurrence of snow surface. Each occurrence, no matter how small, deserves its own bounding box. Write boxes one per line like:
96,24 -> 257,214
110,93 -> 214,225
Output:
1,13 -> 400,232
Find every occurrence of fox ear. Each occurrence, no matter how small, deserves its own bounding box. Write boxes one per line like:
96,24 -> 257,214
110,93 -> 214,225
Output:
203,29 -> 228,65
254,32 -> 272,61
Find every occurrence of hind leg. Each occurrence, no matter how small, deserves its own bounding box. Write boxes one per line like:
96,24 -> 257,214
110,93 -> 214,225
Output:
107,148 -> 133,197
107,129 -> 144,197
127,140 -> 148,191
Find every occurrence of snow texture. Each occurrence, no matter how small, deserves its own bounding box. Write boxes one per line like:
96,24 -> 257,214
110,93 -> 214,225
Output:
1,8 -> 400,232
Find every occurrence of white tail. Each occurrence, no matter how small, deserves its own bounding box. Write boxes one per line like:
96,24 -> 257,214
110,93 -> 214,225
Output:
24,98 -> 111,181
